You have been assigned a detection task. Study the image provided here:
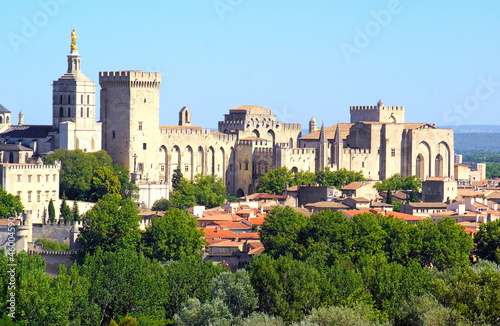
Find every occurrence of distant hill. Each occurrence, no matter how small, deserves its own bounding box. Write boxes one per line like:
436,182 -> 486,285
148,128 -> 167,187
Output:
454,133 -> 500,154
440,125 -> 500,133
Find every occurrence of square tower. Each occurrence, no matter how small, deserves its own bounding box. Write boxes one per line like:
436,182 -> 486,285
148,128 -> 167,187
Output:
99,71 -> 161,181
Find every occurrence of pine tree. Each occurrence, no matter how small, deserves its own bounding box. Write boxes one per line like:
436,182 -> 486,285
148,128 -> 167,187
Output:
72,201 -> 80,222
171,168 -> 183,190
48,199 -> 56,224
387,189 -> 393,204
60,198 -> 72,223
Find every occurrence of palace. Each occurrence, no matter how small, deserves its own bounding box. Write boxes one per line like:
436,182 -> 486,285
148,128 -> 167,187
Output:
0,31 -> 454,208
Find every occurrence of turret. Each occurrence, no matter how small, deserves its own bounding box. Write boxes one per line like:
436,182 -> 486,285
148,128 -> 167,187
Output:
309,116 -> 317,134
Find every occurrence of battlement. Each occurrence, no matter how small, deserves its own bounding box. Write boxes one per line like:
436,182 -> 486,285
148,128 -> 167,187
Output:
290,148 -> 316,155
99,70 -> 161,88
349,105 -> 404,111
0,162 -> 61,170
343,148 -> 371,155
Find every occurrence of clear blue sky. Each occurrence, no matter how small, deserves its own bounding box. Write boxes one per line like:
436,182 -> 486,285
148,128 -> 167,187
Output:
1,0 -> 500,129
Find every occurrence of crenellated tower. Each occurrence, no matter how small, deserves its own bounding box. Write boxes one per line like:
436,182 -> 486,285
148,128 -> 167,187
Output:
350,99 -> 405,124
99,70 -> 161,181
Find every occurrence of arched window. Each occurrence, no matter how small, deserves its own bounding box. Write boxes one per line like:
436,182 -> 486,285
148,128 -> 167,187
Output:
87,95 -> 90,104
81,94 -> 83,104
87,107 -> 89,117
68,107 -> 71,117
59,95 -> 63,104
67,95 -> 71,104
59,107 -> 63,117
6,116 -> 9,124
80,107 -> 83,117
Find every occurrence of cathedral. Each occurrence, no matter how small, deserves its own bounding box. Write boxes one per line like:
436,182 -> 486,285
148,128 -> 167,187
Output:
0,31 -> 454,206
0,29 -> 101,164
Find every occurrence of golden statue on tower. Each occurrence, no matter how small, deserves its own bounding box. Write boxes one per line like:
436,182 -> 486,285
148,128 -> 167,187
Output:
70,28 -> 78,52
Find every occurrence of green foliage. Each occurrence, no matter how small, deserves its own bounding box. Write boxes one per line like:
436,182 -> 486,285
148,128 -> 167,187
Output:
194,174 -> 226,208
163,255 -> 225,318
78,249 -> 168,325
256,167 -> 293,194
171,168 -> 183,190
374,174 -> 421,192
386,189 -> 393,204
292,170 -> 317,186
394,294 -> 468,326
35,238 -> 69,251
300,303 -> 389,326
48,198 -> 56,223
431,264 -> 500,325
173,298 -> 233,326
142,208 -> 206,261
249,254 -> 323,323
392,201 -> 402,212
315,168 -> 365,188
168,174 -> 226,209
256,167 -> 365,195
90,166 -> 121,201
60,198 -> 72,223
45,149 -> 137,202
416,217 -> 473,270
260,206 -> 310,258
475,219 -> 500,263
79,193 -> 141,254
0,186 -> 24,219
71,200 -> 80,222
210,270 -> 258,318
240,312 -> 285,326
151,198 -> 169,211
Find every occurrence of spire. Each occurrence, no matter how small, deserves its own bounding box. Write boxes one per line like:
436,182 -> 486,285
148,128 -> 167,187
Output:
18,111 -> 24,126
334,121 -> 341,143
309,116 -> 317,134
319,121 -> 326,143
377,99 -> 384,107
67,28 -> 81,73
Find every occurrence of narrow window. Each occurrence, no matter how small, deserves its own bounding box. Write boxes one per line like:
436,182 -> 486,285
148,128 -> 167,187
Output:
28,175 -> 32,182
81,94 -> 83,104
87,95 -> 90,104
139,121 -> 143,131
17,175 -> 21,182
80,107 -> 83,117
87,107 -> 89,117
28,191 -> 32,202
59,107 -> 64,117
37,175 -> 41,182
37,191 -> 41,202
59,95 -> 63,104
112,131 -> 116,139
391,148 -> 396,157
143,143 -> 147,150
67,95 -> 71,104
68,107 -> 71,117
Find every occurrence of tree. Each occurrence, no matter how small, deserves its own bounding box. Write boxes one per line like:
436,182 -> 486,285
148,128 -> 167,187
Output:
193,174 -> 226,208
90,166 -> 122,202
45,149 -> 137,201
173,298 -> 233,326
171,168 -> 183,190
475,219 -> 500,263
168,178 -> 197,209
416,217 -> 473,270
256,167 -> 293,194
249,254 -> 323,323
79,194 -> 142,254
292,170 -> 316,186
374,174 -> 421,192
48,199 -> 56,223
386,189 -> 393,204
0,186 -> 23,219
210,270 -> 258,318
142,208 -> 206,261
151,198 -> 169,211
315,168 -> 365,188
71,201 -> 80,222
77,249 -> 168,325
259,206 -> 309,259
301,303 -> 389,326
60,198 -> 72,223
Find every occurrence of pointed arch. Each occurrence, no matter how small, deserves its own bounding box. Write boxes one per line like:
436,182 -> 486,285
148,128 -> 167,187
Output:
197,146 -> 205,175
208,146 -> 215,175
435,154 -> 443,177
252,129 -> 260,138
185,145 -> 194,180
267,129 -> 276,147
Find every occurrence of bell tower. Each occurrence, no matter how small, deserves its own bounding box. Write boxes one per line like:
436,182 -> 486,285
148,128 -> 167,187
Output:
52,29 -> 101,151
